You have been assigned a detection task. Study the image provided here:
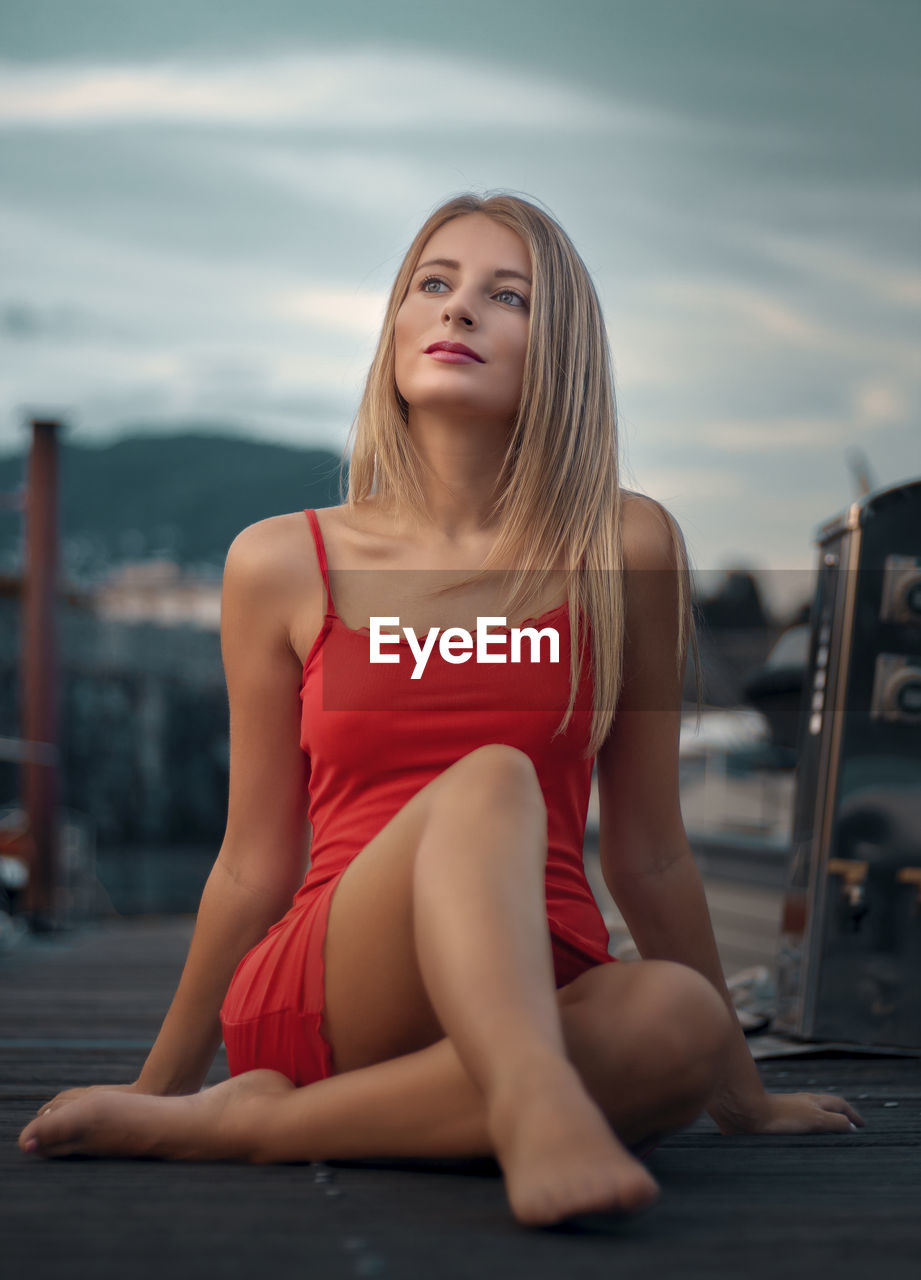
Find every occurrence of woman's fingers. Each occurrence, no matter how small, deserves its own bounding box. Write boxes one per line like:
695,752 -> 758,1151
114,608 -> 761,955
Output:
796,1094 -> 855,1133
737,1091 -> 868,1135
817,1103 -> 856,1133
773,1093 -> 866,1134
813,1093 -> 865,1128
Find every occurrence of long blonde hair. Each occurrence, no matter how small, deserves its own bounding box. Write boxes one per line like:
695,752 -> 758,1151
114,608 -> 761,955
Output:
341,191 -> 700,756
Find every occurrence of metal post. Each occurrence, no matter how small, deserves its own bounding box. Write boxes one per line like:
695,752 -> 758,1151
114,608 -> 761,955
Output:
21,417 -> 61,930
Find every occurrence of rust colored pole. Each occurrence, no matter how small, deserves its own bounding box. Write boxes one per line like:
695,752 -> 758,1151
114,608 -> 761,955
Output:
21,418 -> 61,930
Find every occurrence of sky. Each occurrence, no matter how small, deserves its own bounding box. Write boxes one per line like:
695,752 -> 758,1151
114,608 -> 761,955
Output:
0,0 -> 917,613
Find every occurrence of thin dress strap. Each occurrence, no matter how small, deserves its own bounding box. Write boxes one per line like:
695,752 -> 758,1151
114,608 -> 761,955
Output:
304,509 -> 337,619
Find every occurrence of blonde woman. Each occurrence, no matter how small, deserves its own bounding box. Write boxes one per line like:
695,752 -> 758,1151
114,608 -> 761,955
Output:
18,193 -> 863,1228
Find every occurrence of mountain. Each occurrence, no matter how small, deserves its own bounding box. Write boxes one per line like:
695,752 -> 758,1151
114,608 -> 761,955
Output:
0,429 -> 347,579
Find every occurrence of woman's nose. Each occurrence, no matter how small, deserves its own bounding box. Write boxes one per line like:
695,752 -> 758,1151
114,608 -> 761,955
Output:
441,296 -> 476,327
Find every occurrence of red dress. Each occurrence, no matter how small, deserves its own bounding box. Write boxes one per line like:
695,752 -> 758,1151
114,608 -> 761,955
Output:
219,509 -> 616,1086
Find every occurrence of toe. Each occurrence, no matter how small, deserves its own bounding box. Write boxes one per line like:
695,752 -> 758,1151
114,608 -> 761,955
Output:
18,1124 -> 38,1153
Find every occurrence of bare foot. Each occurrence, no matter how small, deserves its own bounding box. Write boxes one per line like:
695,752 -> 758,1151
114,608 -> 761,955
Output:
488,1057 -> 661,1228
18,1070 -> 295,1162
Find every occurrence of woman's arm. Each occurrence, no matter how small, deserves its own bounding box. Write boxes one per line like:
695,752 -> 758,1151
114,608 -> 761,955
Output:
133,856 -> 302,1095
49,519 -> 315,1103
596,496 -> 862,1134
135,517 -> 315,1093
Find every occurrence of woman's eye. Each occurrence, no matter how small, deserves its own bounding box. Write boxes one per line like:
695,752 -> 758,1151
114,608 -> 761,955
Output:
417,276 -> 527,308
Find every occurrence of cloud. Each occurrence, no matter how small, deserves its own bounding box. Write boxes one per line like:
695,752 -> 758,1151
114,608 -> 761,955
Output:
0,50 -> 679,136
218,142 -> 439,218
0,297 -> 116,342
743,228 -> 921,309
853,380 -> 909,424
0,202 -> 386,352
272,286 -> 387,338
636,398 -> 911,456
613,272 -> 919,390
645,276 -> 833,347
624,466 -> 746,503
692,417 -> 847,452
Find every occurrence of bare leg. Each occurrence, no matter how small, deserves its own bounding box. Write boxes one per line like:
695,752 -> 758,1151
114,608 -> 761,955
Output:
253,957 -> 730,1164
321,743 -> 663,1224
19,958 -> 731,1166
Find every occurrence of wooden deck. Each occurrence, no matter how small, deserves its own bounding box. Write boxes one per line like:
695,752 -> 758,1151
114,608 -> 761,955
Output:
1,915 -> 918,1280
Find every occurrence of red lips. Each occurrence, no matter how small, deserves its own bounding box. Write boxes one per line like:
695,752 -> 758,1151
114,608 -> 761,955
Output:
424,341 -> 484,363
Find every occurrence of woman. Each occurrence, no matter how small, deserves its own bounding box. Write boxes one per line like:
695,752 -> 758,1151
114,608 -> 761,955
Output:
18,193 -> 863,1228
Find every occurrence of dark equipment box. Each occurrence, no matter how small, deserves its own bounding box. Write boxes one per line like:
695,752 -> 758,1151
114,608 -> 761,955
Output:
775,477 -> 921,1051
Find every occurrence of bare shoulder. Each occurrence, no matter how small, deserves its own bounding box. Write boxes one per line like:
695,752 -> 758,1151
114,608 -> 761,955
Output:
223,512 -> 313,600
223,510 -> 333,662
620,490 -> 686,572
616,490 -> 691,696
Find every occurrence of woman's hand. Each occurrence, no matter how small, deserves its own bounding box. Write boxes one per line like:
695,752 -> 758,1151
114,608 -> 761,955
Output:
711,1090 -> 866,1136
32,1081 -> 148,1119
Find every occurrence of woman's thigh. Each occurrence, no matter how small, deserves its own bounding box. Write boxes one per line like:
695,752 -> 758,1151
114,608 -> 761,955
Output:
321,743 -> 545,1075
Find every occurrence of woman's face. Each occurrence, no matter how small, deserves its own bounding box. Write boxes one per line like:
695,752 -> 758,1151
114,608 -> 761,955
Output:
393,213 -> 532,428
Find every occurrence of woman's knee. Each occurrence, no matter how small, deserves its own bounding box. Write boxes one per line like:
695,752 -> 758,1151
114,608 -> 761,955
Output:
645,962 -> 734,1076
633,960 -> 732,1055
438,744 -> 545,816
572,958 -> 733,1084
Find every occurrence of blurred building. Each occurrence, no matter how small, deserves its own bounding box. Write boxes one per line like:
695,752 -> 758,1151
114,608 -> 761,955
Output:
91,560 -> 221,630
